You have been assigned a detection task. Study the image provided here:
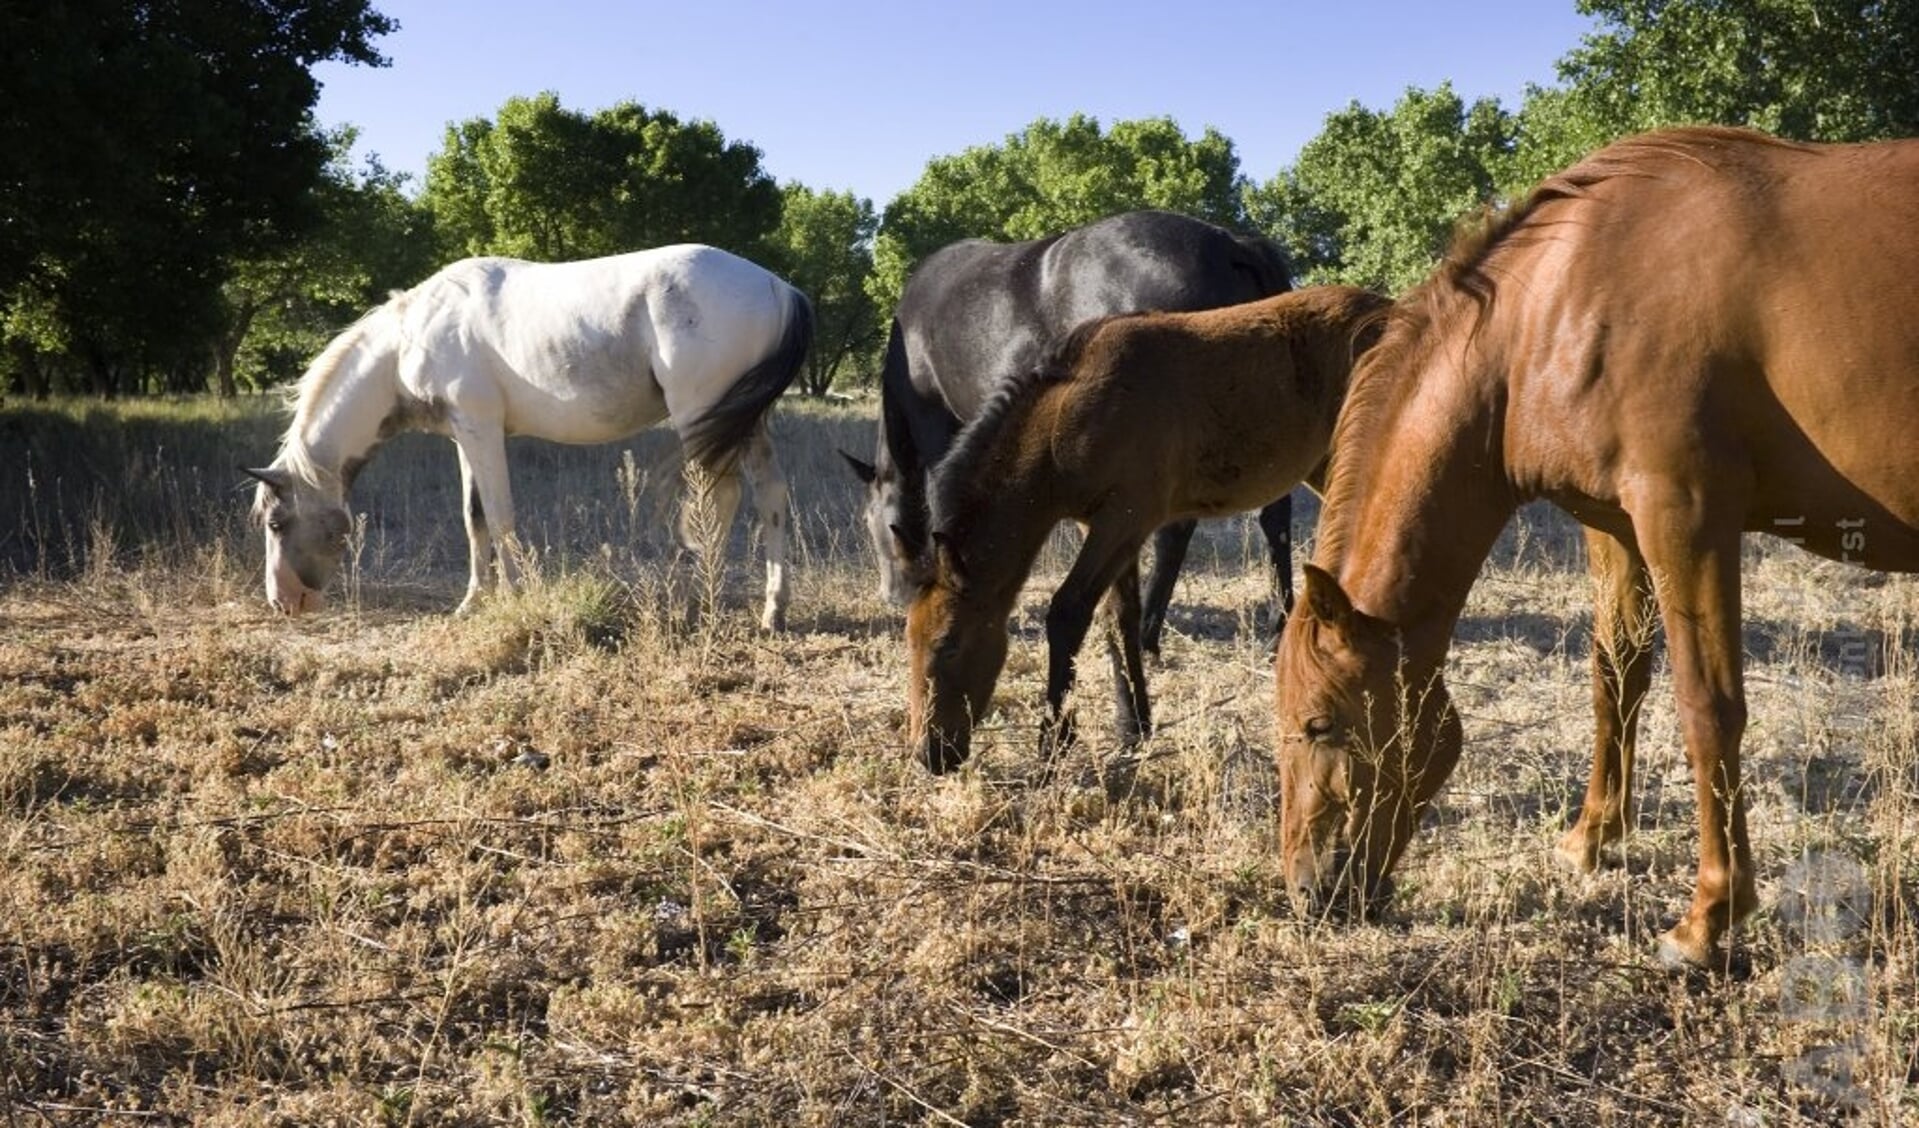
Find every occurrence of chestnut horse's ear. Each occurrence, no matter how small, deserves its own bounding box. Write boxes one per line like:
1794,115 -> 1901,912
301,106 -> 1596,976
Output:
840,450 -> 877,485
1300,564 -> 1355,630
241,466 -> 292,495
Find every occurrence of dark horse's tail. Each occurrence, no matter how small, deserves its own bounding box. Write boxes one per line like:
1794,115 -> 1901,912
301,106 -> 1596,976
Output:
1231,233 -> 1295,298
682,284 -> 815,472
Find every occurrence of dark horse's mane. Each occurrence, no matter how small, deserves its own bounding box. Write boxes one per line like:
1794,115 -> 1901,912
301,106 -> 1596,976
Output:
1316,126 -> 1808,563
928,310 -> 1152,535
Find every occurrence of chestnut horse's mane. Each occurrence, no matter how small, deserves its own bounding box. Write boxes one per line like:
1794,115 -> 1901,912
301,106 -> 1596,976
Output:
1317,126 -> 1809,564
928,310 -> 1151,535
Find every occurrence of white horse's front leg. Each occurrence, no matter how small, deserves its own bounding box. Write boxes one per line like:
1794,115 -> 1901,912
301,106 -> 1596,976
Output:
449,422 -> 519,613
737,424 -> 792,631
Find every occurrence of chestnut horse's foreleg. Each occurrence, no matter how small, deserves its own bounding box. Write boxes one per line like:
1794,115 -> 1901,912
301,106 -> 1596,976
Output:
1139,520 -> 1196,658
736,424 -> 792,631
1257,493 -> 1297,618
449,421 -> 520,614
1041,524 -> 1149,759
1102,559 -> 1151,747
1556,528 -> 1656,873
1635,500 -> 1756,968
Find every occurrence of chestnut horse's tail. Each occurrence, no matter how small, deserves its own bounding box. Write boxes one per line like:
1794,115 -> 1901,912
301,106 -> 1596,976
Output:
683,284 -> 815,472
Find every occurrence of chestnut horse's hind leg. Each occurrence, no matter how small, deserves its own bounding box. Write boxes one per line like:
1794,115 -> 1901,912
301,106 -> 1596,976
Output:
1139,520 -> 1196,657
1041,523 -> 1150,760
1633,493 -> 1757,968
1556,528 -> 1657,873
1102,559 -> 1151,747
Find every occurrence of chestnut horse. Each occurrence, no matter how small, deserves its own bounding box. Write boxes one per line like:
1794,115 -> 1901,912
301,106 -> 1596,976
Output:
1275,127 -> 1919,968
906,286 -> 1388,772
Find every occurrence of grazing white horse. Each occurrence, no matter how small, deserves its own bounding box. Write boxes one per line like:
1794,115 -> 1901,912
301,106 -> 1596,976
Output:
246,245 -> 813,629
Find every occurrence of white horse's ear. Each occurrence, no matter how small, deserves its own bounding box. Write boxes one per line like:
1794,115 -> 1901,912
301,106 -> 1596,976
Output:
840,450 -> 877,485
241,466 -> 293,495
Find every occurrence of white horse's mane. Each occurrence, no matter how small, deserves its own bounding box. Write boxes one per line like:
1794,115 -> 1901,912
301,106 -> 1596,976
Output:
273,290 -> 412,489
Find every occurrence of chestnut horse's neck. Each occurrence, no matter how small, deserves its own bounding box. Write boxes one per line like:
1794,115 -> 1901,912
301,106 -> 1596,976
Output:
1317,297 -> 1517,657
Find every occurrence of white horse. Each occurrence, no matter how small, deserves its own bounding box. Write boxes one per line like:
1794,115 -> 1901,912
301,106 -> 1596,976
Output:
245,245 -> 813,629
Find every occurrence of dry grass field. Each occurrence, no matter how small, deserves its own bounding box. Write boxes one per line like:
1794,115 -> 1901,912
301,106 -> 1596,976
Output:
2,395 -> 1915,1125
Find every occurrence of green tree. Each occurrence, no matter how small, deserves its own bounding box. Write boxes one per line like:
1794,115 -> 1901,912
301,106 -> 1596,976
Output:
218,137 -> 435,396
871,115 -> 1248,313
0,0 -> 395,397
423,93 -> 783,264
772,186 -> 880,396
1249,84 -> 1515,293
1512,0 -> 1919,186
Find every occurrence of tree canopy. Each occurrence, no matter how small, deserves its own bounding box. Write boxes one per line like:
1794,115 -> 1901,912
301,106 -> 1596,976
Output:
422,94 -> 784,264
0,0 -> 396,395
870,115 -> 1249,312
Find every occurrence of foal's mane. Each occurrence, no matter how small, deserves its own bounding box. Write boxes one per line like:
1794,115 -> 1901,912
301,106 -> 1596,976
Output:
928,312 -> 1147,534
1317,126 -> 1803,564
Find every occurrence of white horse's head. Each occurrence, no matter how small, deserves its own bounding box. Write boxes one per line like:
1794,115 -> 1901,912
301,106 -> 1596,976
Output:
246,466 -> 350,616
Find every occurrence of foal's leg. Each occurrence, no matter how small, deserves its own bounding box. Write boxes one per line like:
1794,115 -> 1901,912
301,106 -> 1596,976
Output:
448,421 -> 520,611
1257,492 -> 1297,619
736,424 -> 792,631
1556,528 -> 1656,873
1139,519 -> 1196,658
1041,523 -> 1149,759
1633,494 -> 1755,968
1102,559 -> 1152,746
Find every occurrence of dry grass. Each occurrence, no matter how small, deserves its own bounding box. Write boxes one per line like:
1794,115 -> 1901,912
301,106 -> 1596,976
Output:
1,395 -> 1915,1125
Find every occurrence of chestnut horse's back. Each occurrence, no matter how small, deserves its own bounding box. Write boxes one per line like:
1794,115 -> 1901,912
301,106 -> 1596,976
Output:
1498,129 -> 1919,569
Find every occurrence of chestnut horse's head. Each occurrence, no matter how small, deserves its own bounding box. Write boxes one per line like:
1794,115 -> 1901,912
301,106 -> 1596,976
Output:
902,529 -> 1009,773
1275,565 -> 1462,913
245,466 -> 351,616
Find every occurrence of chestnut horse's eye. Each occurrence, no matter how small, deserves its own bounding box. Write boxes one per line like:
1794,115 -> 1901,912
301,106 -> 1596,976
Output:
1305,716 -> 1338,742
266,518 -> 287,534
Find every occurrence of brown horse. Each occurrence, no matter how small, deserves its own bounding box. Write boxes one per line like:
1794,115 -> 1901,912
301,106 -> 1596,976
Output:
1275,127 -> 1919,968
904,285 -> 1388,772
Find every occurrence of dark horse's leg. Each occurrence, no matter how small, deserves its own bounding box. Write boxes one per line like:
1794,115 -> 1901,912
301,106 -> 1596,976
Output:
1103,559 -> 1151,746
1139,520 -> 1196,658
1556,527 -> 1657,874
1258,492 -> 1296,620
1041,524 -> 1150,761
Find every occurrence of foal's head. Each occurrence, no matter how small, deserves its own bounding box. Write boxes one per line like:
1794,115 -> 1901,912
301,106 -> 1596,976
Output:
902,532 -> 1009,773
1274,566 -> 1462,914
246,467 -> 351,616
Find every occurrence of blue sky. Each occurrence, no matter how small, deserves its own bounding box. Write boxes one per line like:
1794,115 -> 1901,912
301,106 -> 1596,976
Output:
313,1 -> 1600,205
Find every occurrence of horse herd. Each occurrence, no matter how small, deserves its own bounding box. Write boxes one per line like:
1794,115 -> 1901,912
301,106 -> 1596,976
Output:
248,126 -> 1919,969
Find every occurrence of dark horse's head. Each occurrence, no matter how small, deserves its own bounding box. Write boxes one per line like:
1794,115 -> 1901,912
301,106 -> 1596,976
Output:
901,528 -> 1010,773
839,450 -> 914,606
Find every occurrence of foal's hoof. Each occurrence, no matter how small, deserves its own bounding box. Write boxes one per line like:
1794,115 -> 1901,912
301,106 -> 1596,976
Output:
1551,830 -> 1601,875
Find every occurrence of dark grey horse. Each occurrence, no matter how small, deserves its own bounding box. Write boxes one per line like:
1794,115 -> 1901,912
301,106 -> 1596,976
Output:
841,210 -> 1296,654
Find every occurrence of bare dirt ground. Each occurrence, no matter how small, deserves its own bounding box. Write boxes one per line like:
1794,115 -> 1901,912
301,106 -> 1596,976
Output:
1,397 -> 1915,1124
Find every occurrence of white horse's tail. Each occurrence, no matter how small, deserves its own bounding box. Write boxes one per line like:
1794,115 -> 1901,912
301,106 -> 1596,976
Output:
682,285 -> 814,472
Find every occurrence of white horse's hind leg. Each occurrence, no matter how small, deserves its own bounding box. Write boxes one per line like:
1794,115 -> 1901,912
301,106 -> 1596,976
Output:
738,424 -> 792,631
449,420 -> 520,613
